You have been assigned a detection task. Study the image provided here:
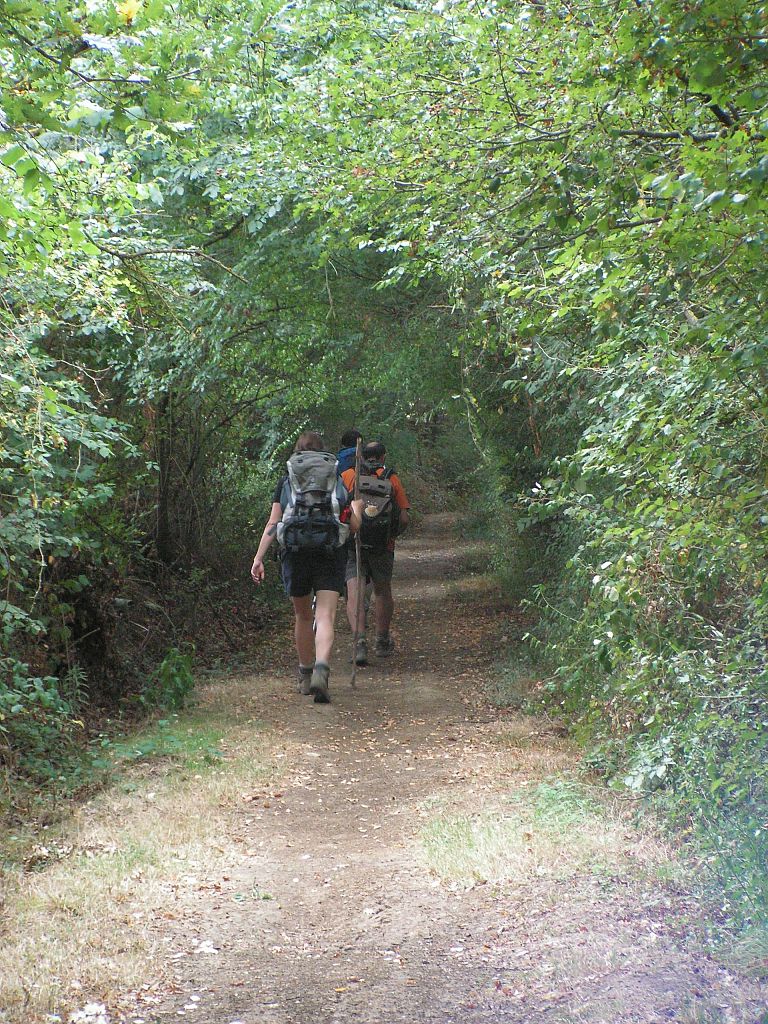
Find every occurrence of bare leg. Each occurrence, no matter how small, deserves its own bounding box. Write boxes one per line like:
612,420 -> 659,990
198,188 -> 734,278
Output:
313,589 -> 340,664
291,595 -> 315,666
373,580 -> 394,636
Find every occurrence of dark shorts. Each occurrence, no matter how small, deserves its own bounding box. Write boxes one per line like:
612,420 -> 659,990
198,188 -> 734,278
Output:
281,548 -> 346,598
345,545 -> 395,584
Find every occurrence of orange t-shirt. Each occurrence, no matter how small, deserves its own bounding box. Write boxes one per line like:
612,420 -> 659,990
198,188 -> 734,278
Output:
341,466 -> 410,550
341,467 -> 410,510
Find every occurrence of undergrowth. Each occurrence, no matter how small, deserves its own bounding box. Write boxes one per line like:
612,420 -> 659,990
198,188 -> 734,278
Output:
479,490 -> 768,947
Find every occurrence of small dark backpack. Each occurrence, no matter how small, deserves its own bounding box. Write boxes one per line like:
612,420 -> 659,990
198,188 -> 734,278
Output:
358,461 -> 396,550
277,451 -> 349,553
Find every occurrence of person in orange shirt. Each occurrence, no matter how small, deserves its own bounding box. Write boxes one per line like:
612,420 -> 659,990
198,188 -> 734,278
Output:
341,440 -> 410,663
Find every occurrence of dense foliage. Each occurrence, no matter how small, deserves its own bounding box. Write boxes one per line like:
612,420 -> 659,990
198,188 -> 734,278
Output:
1,0 -> 766,917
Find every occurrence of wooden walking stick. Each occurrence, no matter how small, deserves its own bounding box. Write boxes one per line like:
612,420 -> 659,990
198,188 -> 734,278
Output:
350,437 -> 363,689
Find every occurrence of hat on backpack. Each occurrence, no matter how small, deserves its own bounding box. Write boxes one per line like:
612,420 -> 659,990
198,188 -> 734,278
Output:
363,441 -> 386,461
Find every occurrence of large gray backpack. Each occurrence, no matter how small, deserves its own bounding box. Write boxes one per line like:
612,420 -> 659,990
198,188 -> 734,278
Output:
358,461 -> 397,550
276,451 -> 350,553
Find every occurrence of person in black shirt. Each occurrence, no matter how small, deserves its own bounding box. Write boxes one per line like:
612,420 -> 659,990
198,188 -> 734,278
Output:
251,431 -> 362,703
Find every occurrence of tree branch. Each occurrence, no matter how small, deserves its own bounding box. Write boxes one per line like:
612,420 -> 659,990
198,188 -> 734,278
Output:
615,127 -> 719,143
201,214 -> 248,250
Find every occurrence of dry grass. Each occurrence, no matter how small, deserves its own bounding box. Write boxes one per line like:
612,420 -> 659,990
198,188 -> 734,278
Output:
0,677 -> 281,1024
483,719 -> 576,772
719,924 -> 768,979
419,778 -> 675,886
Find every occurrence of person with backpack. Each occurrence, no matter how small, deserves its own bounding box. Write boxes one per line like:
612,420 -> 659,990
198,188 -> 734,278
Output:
341,440 -> 410,665
337,428 -> 362,476
250,431 -> 362,704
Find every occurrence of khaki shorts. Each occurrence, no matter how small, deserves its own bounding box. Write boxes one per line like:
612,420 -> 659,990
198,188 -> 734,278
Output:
345,546 -> 395,584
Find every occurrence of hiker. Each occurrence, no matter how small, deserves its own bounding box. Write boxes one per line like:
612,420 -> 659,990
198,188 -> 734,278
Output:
337,428 -> 362,476
338,428 -> 375,619
341,440 -> 410,664
250,431 -> 362,704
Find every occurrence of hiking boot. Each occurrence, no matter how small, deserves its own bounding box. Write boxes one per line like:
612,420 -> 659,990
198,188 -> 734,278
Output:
297,665 -> 313,695
309,662 -> 331,704
353,636 -> 368,666
375,633 -> 395,657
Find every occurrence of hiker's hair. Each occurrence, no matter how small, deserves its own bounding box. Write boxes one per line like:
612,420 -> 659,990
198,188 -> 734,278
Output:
363,440 -> 386,461
295,431 -> 325,453
340,428 -> 362,448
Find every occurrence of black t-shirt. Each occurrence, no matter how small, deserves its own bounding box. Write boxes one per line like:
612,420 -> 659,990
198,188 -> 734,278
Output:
272,476 -> 287,505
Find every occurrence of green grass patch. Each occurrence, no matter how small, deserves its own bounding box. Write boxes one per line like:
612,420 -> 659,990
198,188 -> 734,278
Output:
529,778 -> 603,827
98,713 -> 226,774
717,923 -> 768,980
75,839 -> 161,878
485,654 -> 547,710
420,778 -> 637,885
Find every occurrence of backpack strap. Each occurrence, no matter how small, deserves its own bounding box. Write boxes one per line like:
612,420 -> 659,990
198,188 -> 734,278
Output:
286,456 -> 306,499
362,460 -> 395,480
282,453 -> 345,537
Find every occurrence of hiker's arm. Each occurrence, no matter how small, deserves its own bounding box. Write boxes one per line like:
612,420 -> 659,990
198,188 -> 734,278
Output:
391,475 -> 410,535
251,502 -> 282,583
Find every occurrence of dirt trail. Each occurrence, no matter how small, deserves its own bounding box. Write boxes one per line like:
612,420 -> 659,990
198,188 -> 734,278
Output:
144,516 -> 766,1024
